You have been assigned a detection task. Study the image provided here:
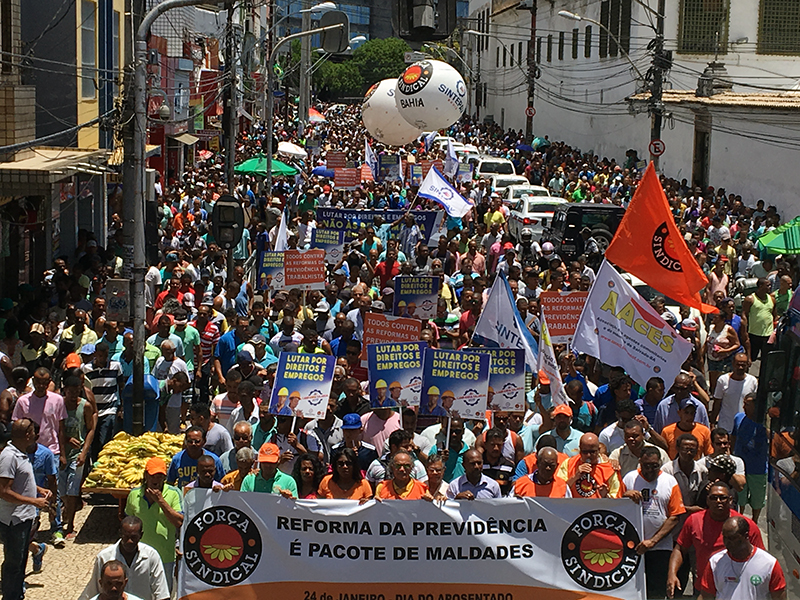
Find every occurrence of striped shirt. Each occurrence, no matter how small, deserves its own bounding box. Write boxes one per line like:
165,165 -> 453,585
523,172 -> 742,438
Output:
193,321 -> 220,366
82,360 -> 124,417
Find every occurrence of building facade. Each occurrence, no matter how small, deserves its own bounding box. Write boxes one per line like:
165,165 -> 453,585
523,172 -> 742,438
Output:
468,0 -> 800,217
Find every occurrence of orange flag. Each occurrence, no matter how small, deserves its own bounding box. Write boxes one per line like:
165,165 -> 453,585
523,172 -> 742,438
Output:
605,163 -> 715,313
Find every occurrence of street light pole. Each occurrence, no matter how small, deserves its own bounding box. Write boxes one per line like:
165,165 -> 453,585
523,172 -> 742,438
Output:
265,23 -> 345,199
224,5 -> 237,278
649,0 -> 666,171
133,0 -> 225,434
298,0 -> 311,137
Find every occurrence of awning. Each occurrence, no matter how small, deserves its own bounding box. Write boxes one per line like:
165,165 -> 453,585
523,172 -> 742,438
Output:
172,133 -> 199,146
237,106 -> 254,121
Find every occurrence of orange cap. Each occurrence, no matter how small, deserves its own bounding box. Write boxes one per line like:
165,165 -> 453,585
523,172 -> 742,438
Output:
258,442 -> 280,463
538,369 -> 550,385
64,353 -> 82,369
145,457 -> 167,475
552,403 -> 573,417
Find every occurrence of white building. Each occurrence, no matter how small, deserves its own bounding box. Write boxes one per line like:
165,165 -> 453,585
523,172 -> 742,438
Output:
467,0 -> 800,217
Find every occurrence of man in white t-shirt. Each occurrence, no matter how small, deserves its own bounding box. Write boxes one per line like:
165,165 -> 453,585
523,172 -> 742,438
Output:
711,353 -> 757,433
622,447 -> 685,599
696,516 -> 786,600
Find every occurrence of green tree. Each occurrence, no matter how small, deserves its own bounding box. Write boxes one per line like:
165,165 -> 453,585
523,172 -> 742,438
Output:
350,38 -> 411,89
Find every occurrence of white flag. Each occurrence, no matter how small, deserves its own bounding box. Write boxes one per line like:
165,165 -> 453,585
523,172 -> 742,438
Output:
444,138 -> 459,178
537,314 -> 570,406
417,166 -> 473,218
364,139 -> 379,180
273,208 -> 289,251
473,271 -> 538,367
424,130 -> 437,152
572,260 -> 693,387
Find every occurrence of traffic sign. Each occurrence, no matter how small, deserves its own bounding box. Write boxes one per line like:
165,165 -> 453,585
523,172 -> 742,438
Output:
649,139 -> 666,156
525,106 -> 536,118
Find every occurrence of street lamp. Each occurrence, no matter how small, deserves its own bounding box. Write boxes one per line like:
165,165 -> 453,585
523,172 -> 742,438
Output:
299,2 -> 338,137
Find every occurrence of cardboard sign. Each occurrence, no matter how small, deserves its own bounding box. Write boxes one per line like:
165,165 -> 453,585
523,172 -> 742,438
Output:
393,276 -> 440,320
269,353 -> 335,419
283,249 -> 326,290
420,348 -> 490,420
326,151 -> 346,169
310,229 -> 345,265
366,342 -> 425,408
334,168 -> 359,190
539,291 -> 589,344
257,251 -> 285,290
361,312 -> 422,360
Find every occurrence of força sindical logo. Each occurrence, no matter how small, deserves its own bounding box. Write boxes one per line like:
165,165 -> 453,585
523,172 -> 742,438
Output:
184,506 -> 262,586
398,61 -> 433,95
561,510 -> 641,592
651,222 -> 683,272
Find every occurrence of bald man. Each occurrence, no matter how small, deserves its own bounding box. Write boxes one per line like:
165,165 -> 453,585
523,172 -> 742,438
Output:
512,447 -> 569,498
556,433 -> 622,498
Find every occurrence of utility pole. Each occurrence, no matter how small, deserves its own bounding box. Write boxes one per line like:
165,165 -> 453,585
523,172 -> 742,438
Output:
525,1 -> 537,141
298,0 -> 311,137
122,0 -> 145,434
648,0 -> 666,171
223,3 -> 237,278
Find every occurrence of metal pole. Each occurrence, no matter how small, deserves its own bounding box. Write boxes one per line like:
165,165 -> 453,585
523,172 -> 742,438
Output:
224,6 -> 237,279
265,23 -> 344,200
649,0 -> 666,172
525,1 -> 537,141
133,0 -> 225,434
298,0 -> 311,137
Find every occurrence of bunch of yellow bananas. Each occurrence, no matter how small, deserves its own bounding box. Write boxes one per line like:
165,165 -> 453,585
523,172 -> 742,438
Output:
84,431 -> 184,489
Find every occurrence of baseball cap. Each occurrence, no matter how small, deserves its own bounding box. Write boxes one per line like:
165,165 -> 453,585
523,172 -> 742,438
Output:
237,350 -> 253,363
502,242 -> 515,251
166,252 -> 179,262
342,414 -> 363,430
0,298 -> 13,311
87,240 -> 98,248
707,454 -> 736,476
333,268 -> 347,276
371,300 -> 386,311
381,287 -> 394,296
552,404 -> 573,417
145,457 -> 168,475
251,334 -> 267,346
64,353 -> 82,369
257,443 -> 281,464
174,314 -> 188,325
314,300 -> 330,313
30,323 -> 45,335
538,370 -> 550,385
80,343 -> 96,355
680,319 -> 698,331
78,274 -> 91,289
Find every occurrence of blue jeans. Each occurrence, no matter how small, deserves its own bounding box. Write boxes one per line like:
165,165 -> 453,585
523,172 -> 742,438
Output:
0,519 -> 33,600
92,414 -> 117,463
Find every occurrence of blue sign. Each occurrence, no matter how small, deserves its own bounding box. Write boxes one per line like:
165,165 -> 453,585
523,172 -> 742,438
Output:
269,353 -> 335,419
419,348 -> 490,420
366,342 -> 425,408
467,348 -> 526,412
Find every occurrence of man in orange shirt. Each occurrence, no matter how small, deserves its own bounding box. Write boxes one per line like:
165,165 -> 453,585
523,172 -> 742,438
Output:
514,434 -> 567,480
661,401 -> 713,460
375,452 -> 428,500
512,447 -> 569,498
556,433 -> 622,498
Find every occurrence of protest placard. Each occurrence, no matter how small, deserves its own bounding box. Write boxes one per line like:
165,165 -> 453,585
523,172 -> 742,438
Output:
539,290 -> 589,344
393,276 -> 440,320
420,348 -> 490,420
408,163 -> 423,186
283,249 -> 326,290
361,312 -> 422,360
467,348 -> 526,412
310,229 -> 344,264
379,154 -> 402,181
317,208 -> 441,243
366,341 -> 425,408
257,251 -> 285,290
268,353 -> 335,419
333,168 -> 359,190
326,151 -> 346,169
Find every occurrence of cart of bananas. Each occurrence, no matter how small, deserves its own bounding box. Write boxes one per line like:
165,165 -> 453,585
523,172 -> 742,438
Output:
84,431 -> 184,490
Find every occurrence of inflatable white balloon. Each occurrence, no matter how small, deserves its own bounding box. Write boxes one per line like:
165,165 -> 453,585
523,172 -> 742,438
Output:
361,79 -> 423,146
395,59 -> 466,131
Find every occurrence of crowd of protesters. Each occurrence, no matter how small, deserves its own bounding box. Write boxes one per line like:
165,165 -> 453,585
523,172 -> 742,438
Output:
0,103 -> 794,600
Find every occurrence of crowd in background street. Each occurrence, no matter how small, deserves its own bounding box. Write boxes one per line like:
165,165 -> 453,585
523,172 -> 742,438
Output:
0,102 -> 795,600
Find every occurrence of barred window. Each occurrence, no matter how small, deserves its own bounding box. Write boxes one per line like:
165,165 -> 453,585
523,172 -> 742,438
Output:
558,31 -> 565,60
585,25 -> 592,58
547,34 -> 552,62
537,36 -> 542,64
758,0 -> 800,55
572,28 -> 579,59
678,0 -> 729,54
599,1 -> 609,57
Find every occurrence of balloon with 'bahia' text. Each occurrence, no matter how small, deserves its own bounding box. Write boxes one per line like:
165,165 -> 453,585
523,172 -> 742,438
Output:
395,60 -> 466,131
361,79 -> 424,146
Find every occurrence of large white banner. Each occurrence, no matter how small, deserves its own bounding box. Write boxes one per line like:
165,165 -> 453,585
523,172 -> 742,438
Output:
573,260 -> 692,387
179,491 -> 645,600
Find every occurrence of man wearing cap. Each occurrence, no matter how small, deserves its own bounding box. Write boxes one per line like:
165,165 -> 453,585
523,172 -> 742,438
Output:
245,335 -> 278,368
241,443 -> 297,497
21,323 -> 56,373
534,402 -> 582,457
125,457 -> 183,589
331,414 -> 379,474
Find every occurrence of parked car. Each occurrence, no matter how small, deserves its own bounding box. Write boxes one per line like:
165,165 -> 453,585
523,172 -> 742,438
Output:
543,203 -> 625,260
508,197 -> 567,241
502,184 -> 551,205
490,174 -> 529,197
474,156 -> 515,179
